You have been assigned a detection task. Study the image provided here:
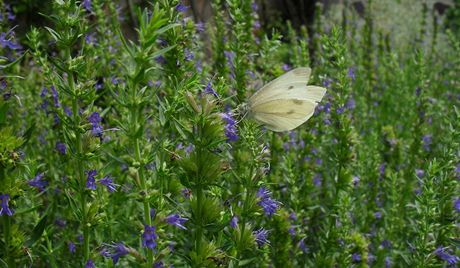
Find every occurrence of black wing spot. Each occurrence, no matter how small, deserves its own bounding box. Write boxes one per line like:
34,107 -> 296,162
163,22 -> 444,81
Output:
288,86 -> 294,90
287,110 -> 296,115
292,99 -> 303,105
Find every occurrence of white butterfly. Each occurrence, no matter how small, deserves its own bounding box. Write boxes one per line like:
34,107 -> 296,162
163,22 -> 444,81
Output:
245,67 -> 327,132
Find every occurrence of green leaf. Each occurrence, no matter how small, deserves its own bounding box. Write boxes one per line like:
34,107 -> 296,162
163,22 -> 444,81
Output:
147,45 -> 176,62
26,214 -> 48,247
0,50 -> 27,70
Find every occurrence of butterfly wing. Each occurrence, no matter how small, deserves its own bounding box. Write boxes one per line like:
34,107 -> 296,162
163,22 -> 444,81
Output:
249,67 -> 312,106
251,99 -> 316,132
249,68 -> 326,132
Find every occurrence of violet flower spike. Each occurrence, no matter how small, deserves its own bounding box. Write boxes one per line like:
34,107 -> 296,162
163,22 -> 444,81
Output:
253,228 -> 269,247
142,224 -> 158,249
256,187 -> 280,217
434,247 -> 459,265
85,170 -> 97,190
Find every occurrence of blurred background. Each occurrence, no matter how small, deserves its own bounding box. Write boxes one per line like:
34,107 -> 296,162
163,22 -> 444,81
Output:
6,0 -> 459,41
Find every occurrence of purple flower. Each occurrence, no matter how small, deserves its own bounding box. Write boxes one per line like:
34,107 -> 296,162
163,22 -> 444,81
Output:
384,256 -> 391,268
381,240 -> 392,249
230,216 -> 238,228
175,3 -> 189,12
313,174 -> 322,187
64,106 -> 72,116
256,187 -> 280,217
99,176 -> 117,192
0,32 -> 22,50
181,188 -> 192,198
224,50 -> 235,69
288,226 -> 296,236
85,33 -> 97,45
434,247 -> 459,265
289,212 -> 297,221
415,87 -> 422,97
345,98 -> 356,110
85,259 -> 95,268
415,169 -> 424,178
154,261 -> 165,268
155,56 -> 166,65
253,228 -> 269,247
352,175 -> 360,186
142,224 -> 158,249
28,173 -> 48,191
50,85 -> 60,108
221,111 -> 239,142
195,21 -> 205,32
352,253 -> 362,262
422,134 -> 432,151
184,48 -> 194,61
54,219 -> 67,228
100,247 -> 111,258
82,0 -> 92,12
204,81 -> 218,98
336,106 -> 345,114
53,113 -> 60,126
111,77 -> 120,85
347,67 -> 356,81
282,64 -> 291,71
88,112 -> 103,137
95,80 -> 104,90
374,211 -> 382,219
165,214 -> 188,230
0,194 -> 14,216
85,170 -> 97,190
323,78 -> 333,87
454,198 -> 460,213
251,1 -> 258,12
88,112 -> 101,124
56,141 -> 67,155
68,241 -> 76,254
379,163 -> 386,177
111,243 -> 130,264
368,253 -> 376,265
298,237 -> 308,253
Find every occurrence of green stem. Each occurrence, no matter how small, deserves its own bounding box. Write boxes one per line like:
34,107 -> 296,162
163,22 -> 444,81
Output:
130,86 -> 153,267
68,49 -> 89,261
195,187 -> 204,254
3,215 -> 15,268
237,162 -> 256,262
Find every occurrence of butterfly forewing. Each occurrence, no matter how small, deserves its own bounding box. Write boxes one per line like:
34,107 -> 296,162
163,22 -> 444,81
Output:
248,67 -> 326,132
249,68 -> 312,106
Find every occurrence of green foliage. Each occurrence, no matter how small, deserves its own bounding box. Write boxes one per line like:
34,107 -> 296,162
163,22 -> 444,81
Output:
0,0 -> 458,267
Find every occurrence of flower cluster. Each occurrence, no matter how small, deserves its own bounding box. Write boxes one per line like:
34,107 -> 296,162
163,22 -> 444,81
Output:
88,112 -> 103,137
256,187 -> 280,217
221,111 -> 238,142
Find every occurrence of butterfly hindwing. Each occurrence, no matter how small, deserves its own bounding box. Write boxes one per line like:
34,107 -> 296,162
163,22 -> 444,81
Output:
252,110 -> 315,132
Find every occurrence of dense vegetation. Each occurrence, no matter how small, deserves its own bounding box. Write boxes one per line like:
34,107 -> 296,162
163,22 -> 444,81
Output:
0,0 -> 459,267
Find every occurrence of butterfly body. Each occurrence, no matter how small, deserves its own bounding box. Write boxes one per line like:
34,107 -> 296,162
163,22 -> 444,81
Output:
247,67 -> 327,132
